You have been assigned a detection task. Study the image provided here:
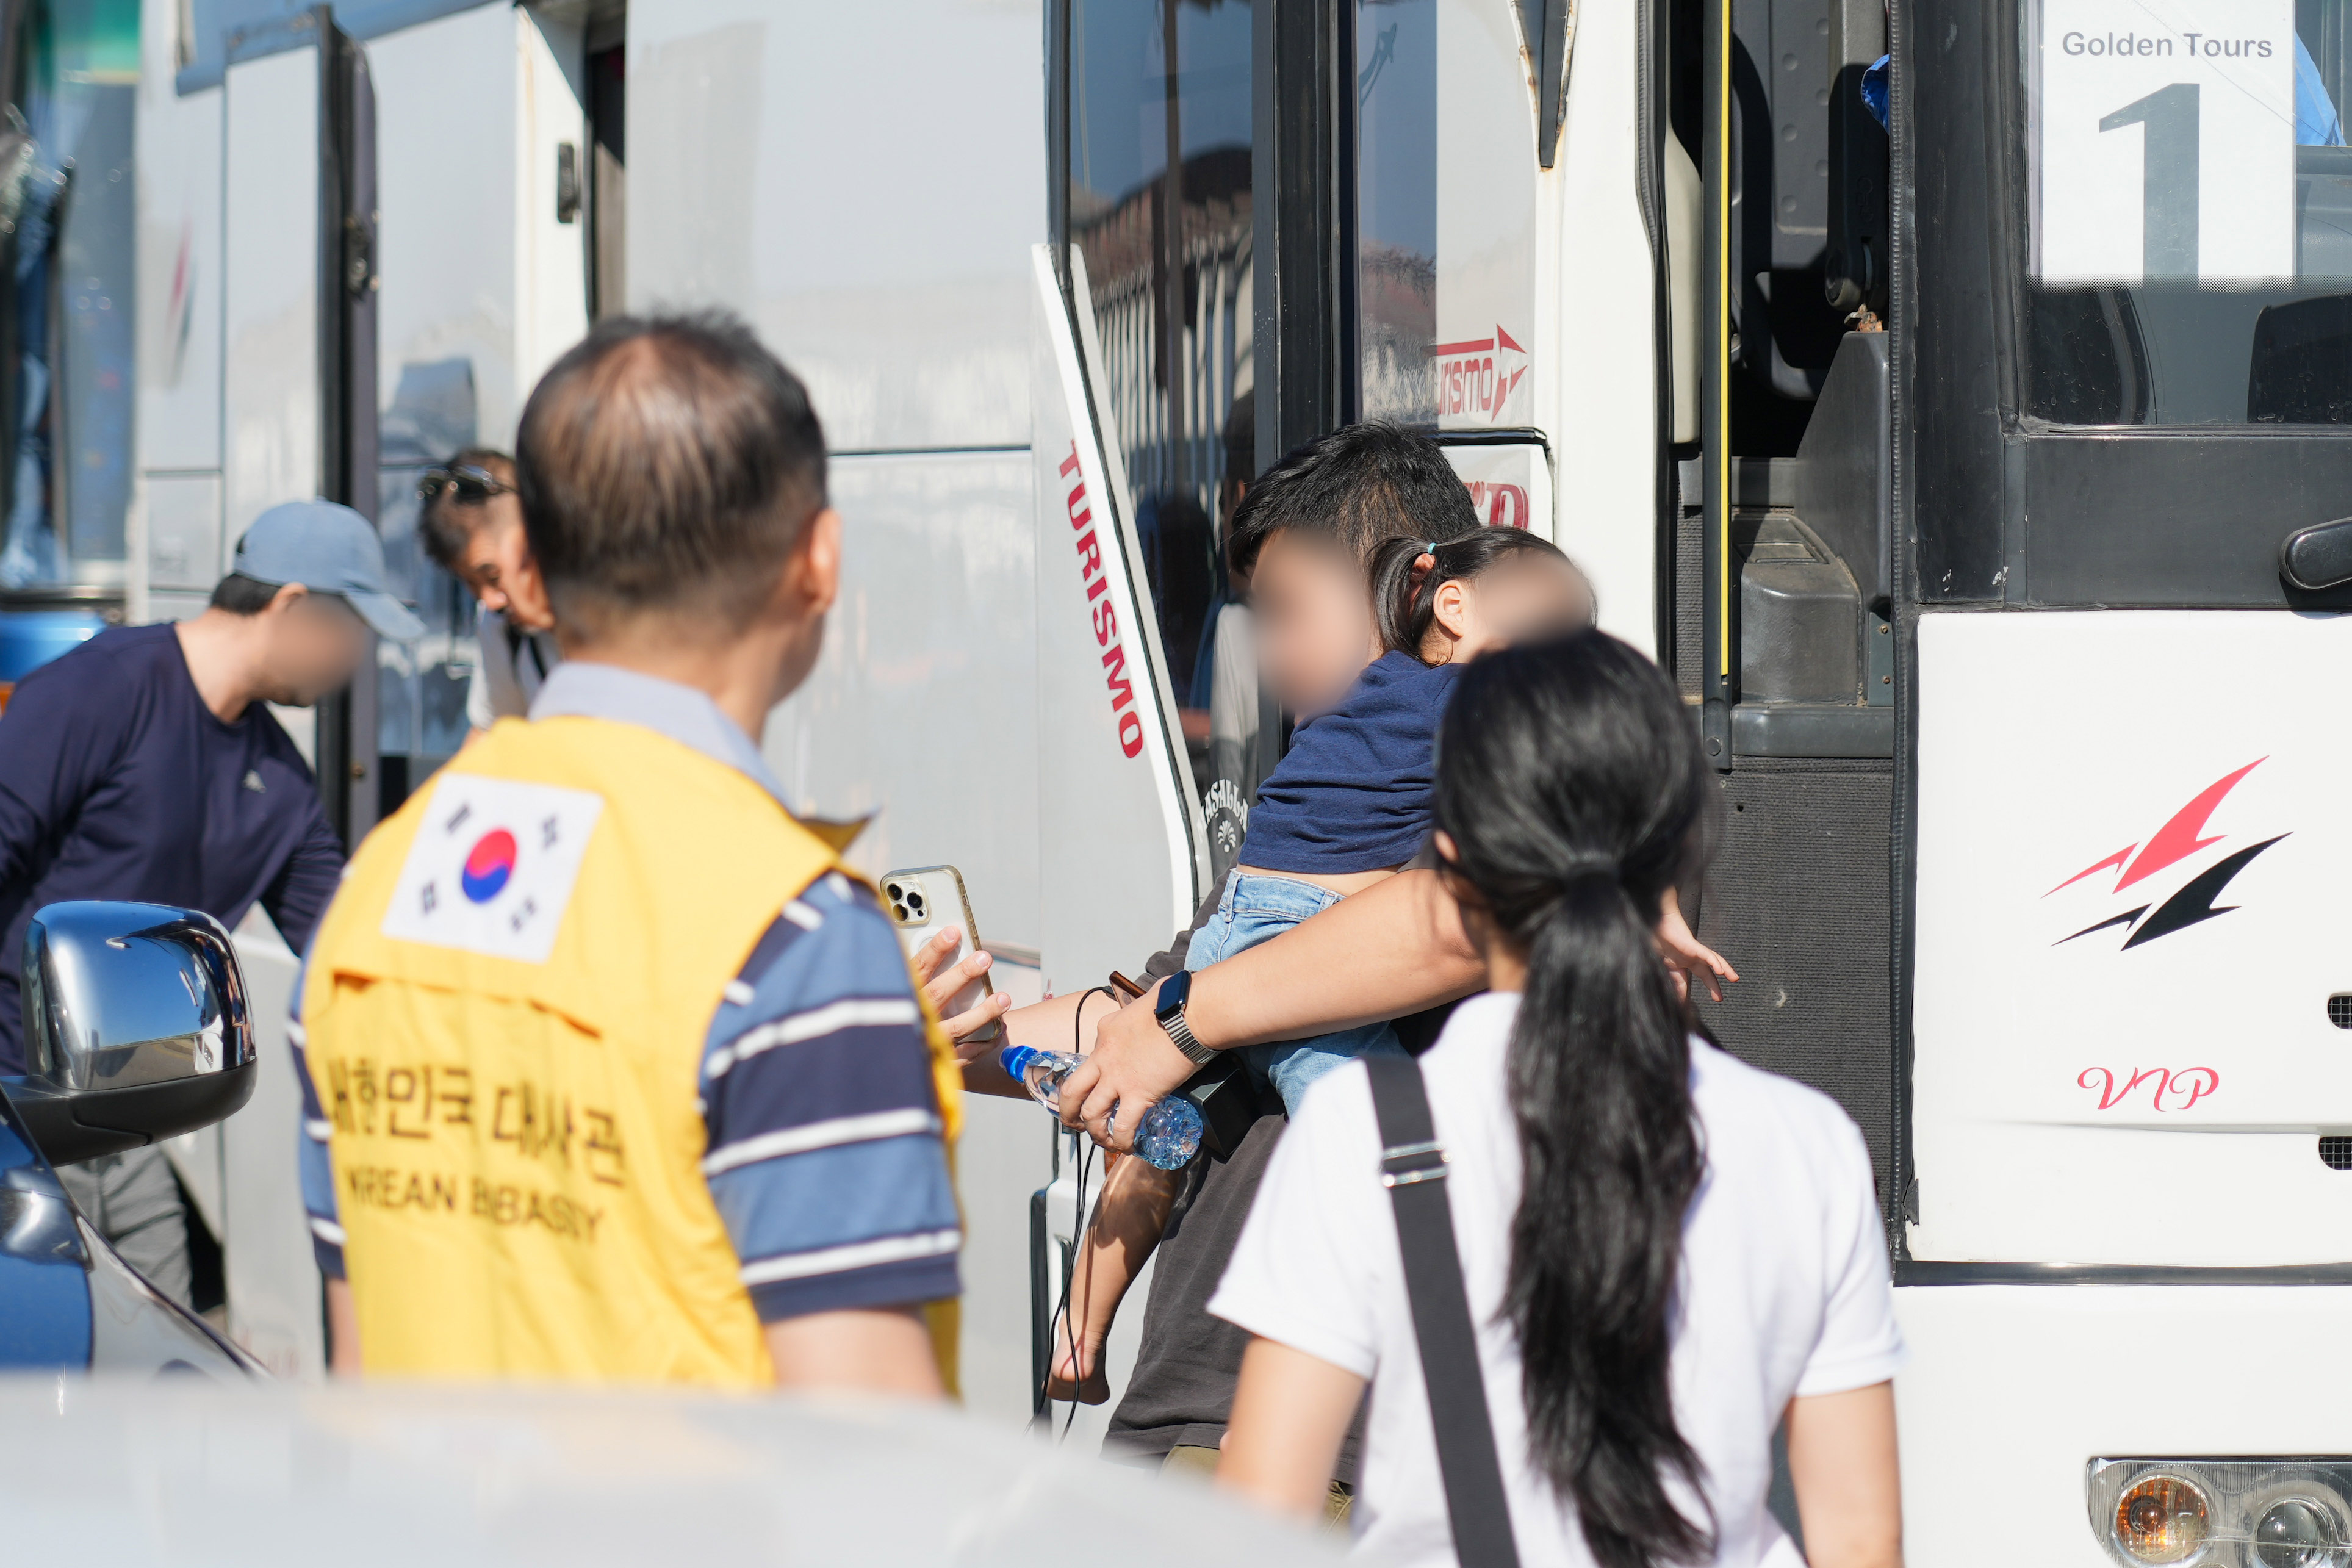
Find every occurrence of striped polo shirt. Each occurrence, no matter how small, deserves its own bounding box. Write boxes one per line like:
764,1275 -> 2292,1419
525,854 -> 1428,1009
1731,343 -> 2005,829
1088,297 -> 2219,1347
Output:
292,663 -> 959,1322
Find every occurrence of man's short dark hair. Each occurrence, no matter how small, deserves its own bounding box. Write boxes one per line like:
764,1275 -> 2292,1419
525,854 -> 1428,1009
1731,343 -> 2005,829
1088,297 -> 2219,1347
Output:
1226,421 -> 1478,578
418,447 -> 516,572
1220,390 -> 1255,498
209,572 -> 282,615
514,311 -> 827,639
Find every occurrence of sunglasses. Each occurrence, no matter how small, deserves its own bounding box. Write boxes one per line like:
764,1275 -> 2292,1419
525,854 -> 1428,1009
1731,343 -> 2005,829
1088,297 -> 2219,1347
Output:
417,464 -> 512,507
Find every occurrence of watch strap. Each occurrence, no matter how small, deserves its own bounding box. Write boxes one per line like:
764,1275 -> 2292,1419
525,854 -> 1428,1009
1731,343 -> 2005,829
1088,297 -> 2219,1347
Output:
1160,1002 -> 1217,1066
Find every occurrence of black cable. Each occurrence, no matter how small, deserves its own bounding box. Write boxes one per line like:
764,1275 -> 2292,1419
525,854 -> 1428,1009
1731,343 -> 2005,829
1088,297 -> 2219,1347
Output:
1059,1136 -> 1098,1443
1039,984 -> 1116,1439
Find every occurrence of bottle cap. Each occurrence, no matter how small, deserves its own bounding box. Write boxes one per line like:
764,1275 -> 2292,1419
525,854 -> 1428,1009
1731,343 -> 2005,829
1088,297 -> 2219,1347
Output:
998,1043 -> 1038,1080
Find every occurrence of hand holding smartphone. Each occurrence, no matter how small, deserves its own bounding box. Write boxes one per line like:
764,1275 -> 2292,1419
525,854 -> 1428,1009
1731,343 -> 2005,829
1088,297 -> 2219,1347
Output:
881,865 -> 1002,1045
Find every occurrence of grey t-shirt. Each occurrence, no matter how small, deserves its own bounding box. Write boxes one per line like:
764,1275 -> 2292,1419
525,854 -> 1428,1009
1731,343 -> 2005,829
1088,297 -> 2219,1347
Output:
1102,876 -> 1367,1485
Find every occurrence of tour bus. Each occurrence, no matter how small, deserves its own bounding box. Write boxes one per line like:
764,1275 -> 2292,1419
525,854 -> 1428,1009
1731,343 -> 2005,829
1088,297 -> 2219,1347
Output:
82,0 -> 2352,1555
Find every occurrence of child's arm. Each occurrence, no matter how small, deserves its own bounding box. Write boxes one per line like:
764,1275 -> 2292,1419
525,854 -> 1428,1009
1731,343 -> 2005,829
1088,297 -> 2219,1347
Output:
1048,1151 -> 1183,1403
1657,888 -> 1739,1002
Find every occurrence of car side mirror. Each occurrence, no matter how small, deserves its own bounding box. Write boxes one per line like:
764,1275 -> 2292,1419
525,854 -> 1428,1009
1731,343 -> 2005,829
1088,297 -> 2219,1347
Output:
0,902 -> 257,1167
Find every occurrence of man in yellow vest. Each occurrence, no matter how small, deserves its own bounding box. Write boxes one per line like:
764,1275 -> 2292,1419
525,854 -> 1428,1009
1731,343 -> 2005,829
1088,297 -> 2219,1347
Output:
290,312 -> 967,1392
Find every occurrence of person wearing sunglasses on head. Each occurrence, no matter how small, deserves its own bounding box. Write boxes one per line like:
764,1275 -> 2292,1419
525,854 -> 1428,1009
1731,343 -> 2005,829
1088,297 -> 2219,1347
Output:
417,450 -> 562,738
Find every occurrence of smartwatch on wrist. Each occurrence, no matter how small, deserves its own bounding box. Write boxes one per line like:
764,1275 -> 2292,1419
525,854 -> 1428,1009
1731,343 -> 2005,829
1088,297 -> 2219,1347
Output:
1154,969 -> 1218,1067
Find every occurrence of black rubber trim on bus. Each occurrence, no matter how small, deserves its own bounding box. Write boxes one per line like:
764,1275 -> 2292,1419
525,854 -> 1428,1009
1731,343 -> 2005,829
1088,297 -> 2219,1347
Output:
1634,0 -> 1678,670
1424,426 -> 1556,451
1885,0 -> 1921,1273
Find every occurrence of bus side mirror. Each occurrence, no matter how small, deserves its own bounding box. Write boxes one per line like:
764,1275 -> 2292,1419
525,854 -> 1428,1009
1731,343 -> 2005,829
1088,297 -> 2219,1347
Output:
0,902 -> 257,1167
2279,516 -> 2352,592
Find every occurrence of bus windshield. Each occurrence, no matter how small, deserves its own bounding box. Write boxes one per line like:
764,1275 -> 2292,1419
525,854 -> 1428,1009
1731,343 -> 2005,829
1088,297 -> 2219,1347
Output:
2024,0 -> 2352,425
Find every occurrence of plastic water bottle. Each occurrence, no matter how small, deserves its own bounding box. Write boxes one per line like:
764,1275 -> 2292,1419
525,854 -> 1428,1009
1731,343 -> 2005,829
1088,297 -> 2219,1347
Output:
999,1044 -> 1204,1170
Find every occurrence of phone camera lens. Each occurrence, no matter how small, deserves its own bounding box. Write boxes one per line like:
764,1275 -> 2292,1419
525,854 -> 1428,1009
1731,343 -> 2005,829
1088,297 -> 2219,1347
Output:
907,892 -> 927,918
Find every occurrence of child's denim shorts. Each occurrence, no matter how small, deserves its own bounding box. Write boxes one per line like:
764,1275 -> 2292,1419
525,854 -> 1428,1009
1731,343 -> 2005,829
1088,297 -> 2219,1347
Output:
1184,871 -> 1404,1115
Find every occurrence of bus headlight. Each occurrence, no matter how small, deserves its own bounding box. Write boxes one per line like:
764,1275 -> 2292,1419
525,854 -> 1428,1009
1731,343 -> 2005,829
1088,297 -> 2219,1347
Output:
2254,1494 -> 2350,1568
2117,1476 -> 2212,1564
2092,1463 -> 2352,1568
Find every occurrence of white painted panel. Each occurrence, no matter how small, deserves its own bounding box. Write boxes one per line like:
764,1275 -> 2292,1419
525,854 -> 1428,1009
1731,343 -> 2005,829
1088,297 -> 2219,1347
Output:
135,47 -> 223,472
145,471 -> 223,590
1032,246 -> 1200,993
1440,442 -> 1555,538
763,450 -> 1042,949
515,7 -> 587,398
952,958 -> 1051,1428
367,3 -> 521,448
1896,1285 -> 2352,1568
158,1125 -> 224,1251
1912,609 -> 2352,1265
1549,0 -> 1660,656
224,921 -> 326,1381
628,0 -> 1044,451
222,45 -> 320,541
146,589 -> 212,624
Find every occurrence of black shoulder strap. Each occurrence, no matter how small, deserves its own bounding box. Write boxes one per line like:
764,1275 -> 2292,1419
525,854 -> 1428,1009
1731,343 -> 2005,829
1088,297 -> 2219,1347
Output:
1364,1052 -> 1522,1568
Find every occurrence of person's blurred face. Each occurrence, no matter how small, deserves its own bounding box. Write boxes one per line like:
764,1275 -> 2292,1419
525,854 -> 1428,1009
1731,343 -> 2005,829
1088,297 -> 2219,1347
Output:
1431,553 -> 1596,661
1249,529 -> 1382,718
451,497 -> 552,631
255,588 -> 370,707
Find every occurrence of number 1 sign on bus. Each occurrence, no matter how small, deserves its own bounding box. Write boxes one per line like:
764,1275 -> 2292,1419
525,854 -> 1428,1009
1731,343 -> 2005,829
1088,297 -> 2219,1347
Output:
2034,0 -> 2296,288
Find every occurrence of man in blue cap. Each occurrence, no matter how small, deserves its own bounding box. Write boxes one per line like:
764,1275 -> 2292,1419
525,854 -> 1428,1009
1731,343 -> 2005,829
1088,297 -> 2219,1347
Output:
0,498 -> 420,1301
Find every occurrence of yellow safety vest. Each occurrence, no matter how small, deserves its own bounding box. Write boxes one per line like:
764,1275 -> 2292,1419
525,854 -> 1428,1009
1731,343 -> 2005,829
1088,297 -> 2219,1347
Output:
302,714 -> 962,1387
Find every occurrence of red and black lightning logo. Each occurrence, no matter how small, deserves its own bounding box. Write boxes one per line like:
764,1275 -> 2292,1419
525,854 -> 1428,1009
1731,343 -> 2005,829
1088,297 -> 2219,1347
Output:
2046,759 -> 2287,950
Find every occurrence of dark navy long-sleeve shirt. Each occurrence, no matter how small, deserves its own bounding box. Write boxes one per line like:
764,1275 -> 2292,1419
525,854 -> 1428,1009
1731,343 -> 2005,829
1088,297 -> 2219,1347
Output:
0,623 -> 344,1072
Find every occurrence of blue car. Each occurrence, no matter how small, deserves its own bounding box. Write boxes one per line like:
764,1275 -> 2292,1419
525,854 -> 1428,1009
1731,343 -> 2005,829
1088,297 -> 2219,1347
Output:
0,902 -> 265,1377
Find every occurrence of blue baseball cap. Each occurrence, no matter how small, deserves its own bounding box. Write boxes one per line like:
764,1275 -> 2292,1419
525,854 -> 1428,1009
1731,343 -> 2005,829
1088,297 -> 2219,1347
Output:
232,499 -> 425,642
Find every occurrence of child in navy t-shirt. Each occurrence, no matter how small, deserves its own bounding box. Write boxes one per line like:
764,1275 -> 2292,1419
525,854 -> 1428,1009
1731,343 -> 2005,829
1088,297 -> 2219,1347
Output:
1190,525 -> 1595,1112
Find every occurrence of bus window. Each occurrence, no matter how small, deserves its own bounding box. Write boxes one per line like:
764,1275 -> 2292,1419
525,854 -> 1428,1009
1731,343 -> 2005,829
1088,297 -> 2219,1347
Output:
0,0 -> 135,592
1354,0 -> 1537,431
1066,0 -> 1253,722
1358,0 -> 1436,423
2026,0 -> 2352,425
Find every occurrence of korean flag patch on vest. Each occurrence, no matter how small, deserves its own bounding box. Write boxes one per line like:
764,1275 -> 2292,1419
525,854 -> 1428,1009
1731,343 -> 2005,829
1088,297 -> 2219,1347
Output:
380,774 -> 605,963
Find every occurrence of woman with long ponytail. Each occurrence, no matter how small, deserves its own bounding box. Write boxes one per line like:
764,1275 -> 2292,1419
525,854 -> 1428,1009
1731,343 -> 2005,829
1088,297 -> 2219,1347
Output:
1211,632 -> 1904,1568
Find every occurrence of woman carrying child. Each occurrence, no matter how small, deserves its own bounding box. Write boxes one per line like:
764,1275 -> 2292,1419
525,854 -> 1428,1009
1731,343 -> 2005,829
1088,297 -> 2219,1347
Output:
1211,631 -> 1904,1567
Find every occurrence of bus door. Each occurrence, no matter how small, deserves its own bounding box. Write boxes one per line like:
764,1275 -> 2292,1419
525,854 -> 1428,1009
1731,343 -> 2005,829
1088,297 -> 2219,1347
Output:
1890,0 -> 2352,1548
1030,0 -> 1245,1438
1667,0 -> 1903,1248
132,2 -> 381,1377
218,7 -> 379,843
1038,0 -> 1594,959
1032,0 -> 1594,1433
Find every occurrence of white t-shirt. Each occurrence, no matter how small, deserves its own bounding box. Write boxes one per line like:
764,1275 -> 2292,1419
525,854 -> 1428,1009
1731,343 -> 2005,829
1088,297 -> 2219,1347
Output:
1209,992 -> 1904,1568
464,607 -> 561,730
